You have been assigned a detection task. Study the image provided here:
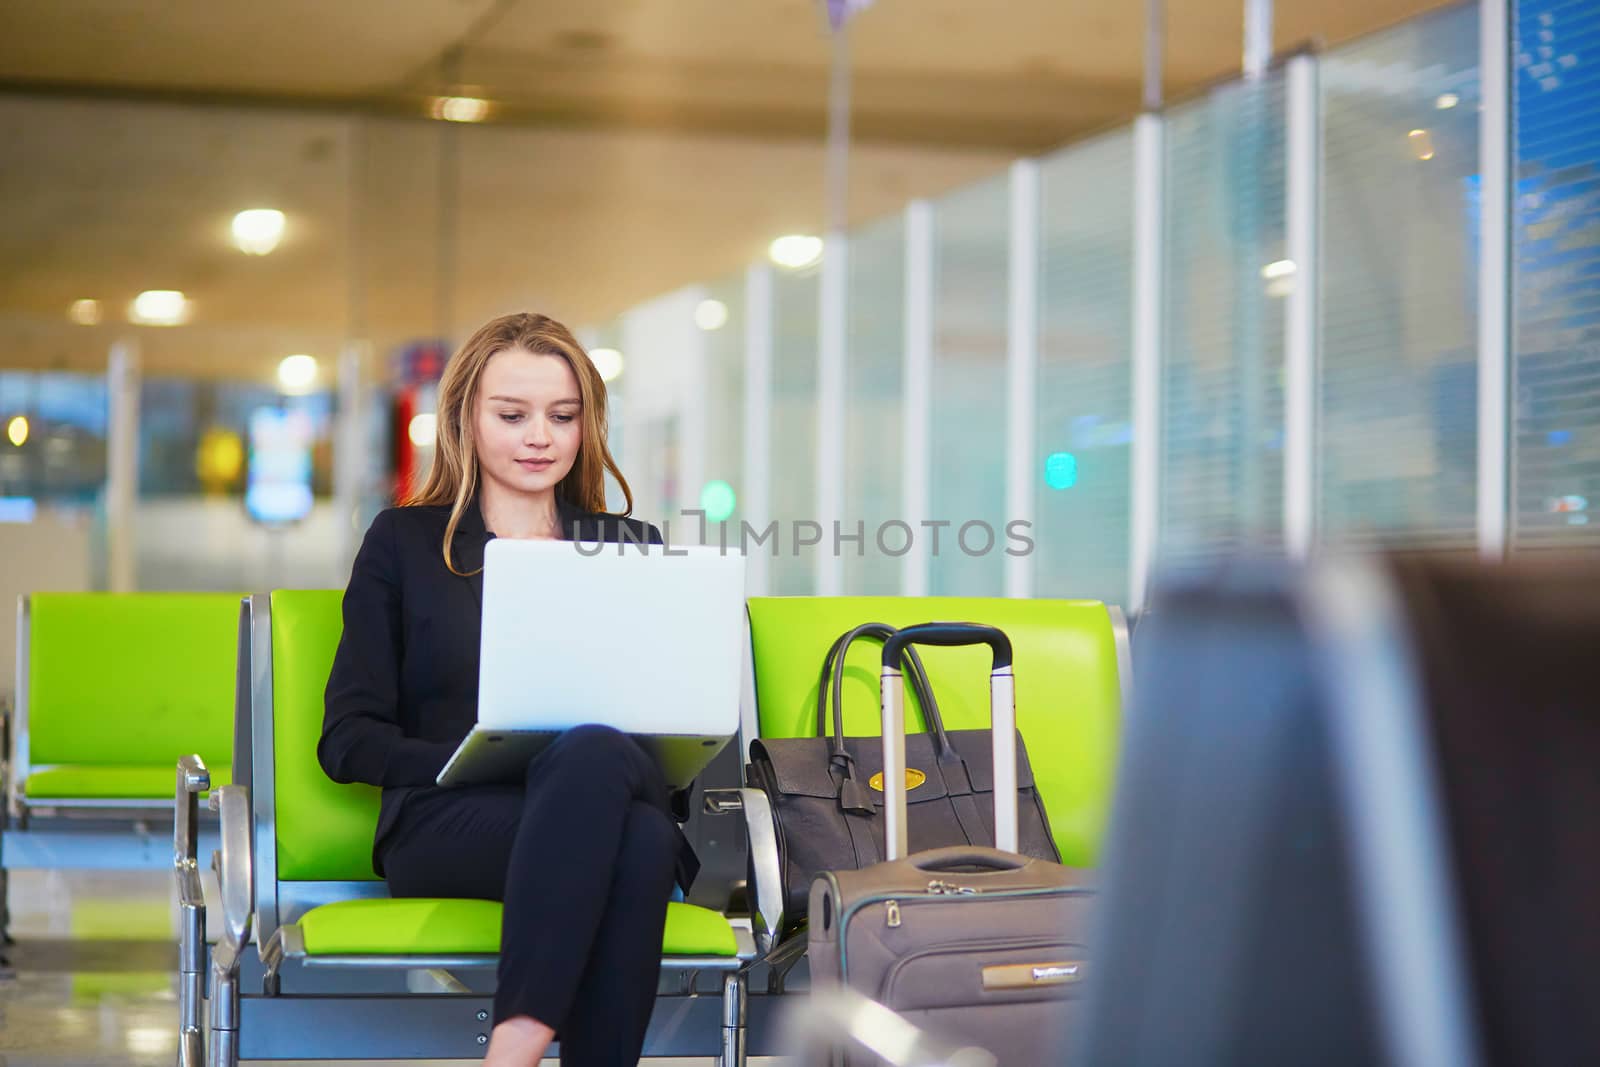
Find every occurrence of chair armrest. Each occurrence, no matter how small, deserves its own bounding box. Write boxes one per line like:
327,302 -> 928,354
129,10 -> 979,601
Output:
705,787 -> 785,954
208,784 -> 254,976
175,754 -> 210,872
782,987 -> 998,1067
175,755 -> 211,1066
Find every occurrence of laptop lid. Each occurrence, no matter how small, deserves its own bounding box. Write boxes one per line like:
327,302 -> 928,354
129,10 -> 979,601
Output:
477,538 -> 746,737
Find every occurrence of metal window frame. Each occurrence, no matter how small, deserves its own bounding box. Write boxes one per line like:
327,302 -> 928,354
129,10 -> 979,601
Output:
1130,113 -> 1166,615
1477,0 -> 1512,560
742,264 -> 774,597
106,340 -> 139,593
900,200 -> 934,597
1284,53 -> 1322,559
817,231 -> 848,597
1005,159 -> 1041,600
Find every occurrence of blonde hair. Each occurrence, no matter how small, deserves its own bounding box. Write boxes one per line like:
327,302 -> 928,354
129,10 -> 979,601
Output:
405,312 -> 634,575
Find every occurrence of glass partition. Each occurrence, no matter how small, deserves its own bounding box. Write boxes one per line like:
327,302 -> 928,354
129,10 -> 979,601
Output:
844,215 -> 907,594
769,268 -> 819,595
1160,75 -> 1289,568
929,174 -> 1010,596
1319,5 -> 1481,550
1036,129 -> 1136,604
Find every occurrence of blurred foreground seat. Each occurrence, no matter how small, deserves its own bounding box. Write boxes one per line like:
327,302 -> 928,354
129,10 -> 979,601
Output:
1078,554 -> 1600,1067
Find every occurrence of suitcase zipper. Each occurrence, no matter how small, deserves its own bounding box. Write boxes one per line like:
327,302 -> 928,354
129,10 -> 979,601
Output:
837,885 -> 1094,982
885,900 -> 901,928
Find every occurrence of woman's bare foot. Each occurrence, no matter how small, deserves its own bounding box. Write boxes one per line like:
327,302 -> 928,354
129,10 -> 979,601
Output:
483,1015 -> 556,1067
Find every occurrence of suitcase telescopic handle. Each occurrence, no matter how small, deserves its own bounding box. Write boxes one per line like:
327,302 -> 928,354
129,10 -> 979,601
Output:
879,622 -> 1019,861
881,623 -> 1013,672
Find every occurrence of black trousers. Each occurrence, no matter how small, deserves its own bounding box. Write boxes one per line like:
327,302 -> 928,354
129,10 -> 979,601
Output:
381,724 -> 681,1066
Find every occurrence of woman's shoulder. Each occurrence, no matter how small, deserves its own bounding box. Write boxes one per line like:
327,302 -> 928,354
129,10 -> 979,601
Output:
364,503 -> 452,542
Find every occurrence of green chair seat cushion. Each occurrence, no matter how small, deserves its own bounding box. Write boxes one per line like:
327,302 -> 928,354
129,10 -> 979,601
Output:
297,898 -> 738,958
24,763 -> 232,799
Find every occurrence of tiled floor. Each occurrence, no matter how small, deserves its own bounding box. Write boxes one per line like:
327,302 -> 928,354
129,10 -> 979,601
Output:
0,870 -> 782,1066
2,870 -> 190,1067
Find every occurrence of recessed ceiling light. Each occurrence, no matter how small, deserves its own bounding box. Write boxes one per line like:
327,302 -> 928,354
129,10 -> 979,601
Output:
6,415 -> 28,448
408,413 -> 438,448
232,209 -> 286,255
695,299 -> 729,331
1408,128 -> 1436,161
129,290 -> 189,326
68,299 -> 101,326
431,96 -> 489,123
769,234 -> 824,270
277,354 -> 318,393
1435,92 -> 1460,110
590,348 -> 625,383
1260,259 -> 1297,280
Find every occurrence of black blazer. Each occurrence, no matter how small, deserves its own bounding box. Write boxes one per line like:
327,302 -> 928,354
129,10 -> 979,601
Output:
318,494 -> 697,885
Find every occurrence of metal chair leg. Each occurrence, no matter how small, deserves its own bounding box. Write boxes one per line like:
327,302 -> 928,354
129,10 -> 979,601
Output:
721,971 -> 747,1067
177,891 -> 206,1067
207,969 -> 239,1067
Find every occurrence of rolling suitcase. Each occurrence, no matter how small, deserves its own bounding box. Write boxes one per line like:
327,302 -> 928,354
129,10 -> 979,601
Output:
807,623 -> 1094,1066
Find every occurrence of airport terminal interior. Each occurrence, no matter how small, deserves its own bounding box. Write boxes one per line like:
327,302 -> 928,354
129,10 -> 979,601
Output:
0,0 -> 1596,1063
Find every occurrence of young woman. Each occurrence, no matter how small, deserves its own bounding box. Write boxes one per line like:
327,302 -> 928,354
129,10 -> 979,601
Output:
318,312 -> 694,1066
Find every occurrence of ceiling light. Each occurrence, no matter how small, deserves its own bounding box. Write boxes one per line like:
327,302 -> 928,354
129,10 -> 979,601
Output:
695,299 -> 729,331
1435,92 -> 1460,110
7,416 -> 28,448
1260,259 -> 1297,280
232,209 -> 286,255
432,96 -> 489,123
277,354 -> 318,393
129,290 -> 189,326
590,347 -> 624,383
68,299 -> 101,326
408,413 -> 437,448
769,234 -> 824,270
1408,129 -> 1435,161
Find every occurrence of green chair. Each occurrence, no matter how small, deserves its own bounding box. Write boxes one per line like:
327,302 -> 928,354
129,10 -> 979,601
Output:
177,590 -> 756,1067
709,596 -> 1128,954
4,592 -> 239,930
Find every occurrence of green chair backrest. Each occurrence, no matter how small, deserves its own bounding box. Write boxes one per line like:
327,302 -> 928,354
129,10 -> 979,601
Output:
746,596 -> 1123,867
269,589 -> 381,882
27,592 -> 239,768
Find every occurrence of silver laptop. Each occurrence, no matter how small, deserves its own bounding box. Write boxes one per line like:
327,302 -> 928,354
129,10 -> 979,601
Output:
436,537 -> 747,789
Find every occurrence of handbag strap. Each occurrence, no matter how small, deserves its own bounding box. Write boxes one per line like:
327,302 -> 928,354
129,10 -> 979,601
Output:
815,623 -> 952,755
815,623 -> 975,818
846,623 -> 988,810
